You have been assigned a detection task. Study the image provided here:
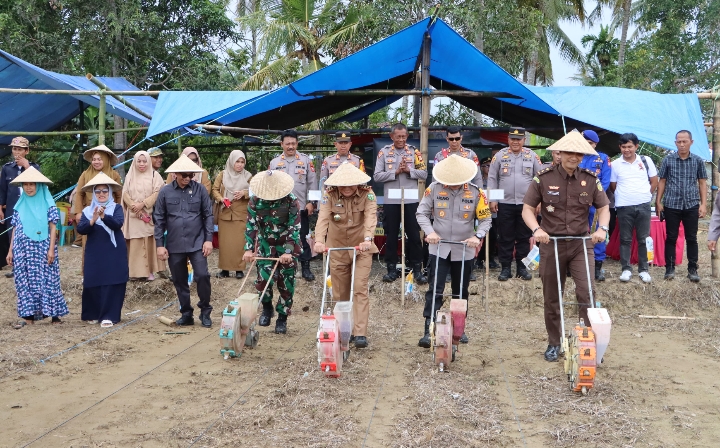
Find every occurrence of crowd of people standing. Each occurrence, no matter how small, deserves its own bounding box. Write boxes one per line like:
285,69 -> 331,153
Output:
1,125 -> 713,362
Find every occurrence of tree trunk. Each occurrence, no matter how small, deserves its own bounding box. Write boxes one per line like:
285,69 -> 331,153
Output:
526,26 -> 542,86
617,0 -> 632,86
401,95 -> 409,123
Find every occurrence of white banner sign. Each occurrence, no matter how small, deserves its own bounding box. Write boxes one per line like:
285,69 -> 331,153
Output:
308,190 -> 322,201
488,189 -> 505,201
388,188 -> 419,200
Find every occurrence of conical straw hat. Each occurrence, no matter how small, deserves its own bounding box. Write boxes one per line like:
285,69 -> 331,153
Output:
10,167 -> 53,185
82,172 -> 121,192
324,162 -> 371,187
250,170 -> 294,201
547,130 -> 598,156
433,154 -> 478,186
165,154 -> 204,173
83,144 -> 119,166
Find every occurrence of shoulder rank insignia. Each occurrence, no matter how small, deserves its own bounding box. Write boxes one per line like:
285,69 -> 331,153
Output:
424,187 -> 431,197
533,176 -> 540,183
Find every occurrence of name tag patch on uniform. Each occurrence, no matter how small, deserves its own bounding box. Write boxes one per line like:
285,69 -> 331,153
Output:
546,205 -> 555,212
546,191 -> 559,196
549,186 -> 559,190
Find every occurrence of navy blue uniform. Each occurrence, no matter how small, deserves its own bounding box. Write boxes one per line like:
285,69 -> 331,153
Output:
578,153 -> 611,261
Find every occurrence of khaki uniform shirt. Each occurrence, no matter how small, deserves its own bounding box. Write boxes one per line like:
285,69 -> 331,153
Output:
373,144 -> 427,205
268,152 -> 317,210
416,182 -> 492,260
487,147 -> 544,204
433,147 -> 483,187
315,186 -> 379,253
523,165 -> 609,236
319,153 -> 365,190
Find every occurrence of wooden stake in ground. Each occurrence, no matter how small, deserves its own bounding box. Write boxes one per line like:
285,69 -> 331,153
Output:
638,315 -> 695,320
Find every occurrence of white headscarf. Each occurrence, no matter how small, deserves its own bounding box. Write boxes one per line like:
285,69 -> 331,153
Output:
82,184 -> 118,247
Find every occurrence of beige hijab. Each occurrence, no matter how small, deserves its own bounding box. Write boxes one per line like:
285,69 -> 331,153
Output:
122,151 -> 164,238
167,147 -> 204,183
222,150 -> 252,200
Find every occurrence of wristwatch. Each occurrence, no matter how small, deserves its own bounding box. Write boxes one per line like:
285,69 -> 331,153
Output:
285,248 -> 292,254
532,226 -> 540,235
364,236 -> 372,241
475,232 -> 485,239
599,225 -> 609,232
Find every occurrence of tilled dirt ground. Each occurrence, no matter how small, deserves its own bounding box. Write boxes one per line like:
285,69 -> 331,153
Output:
1,241 -> 720,447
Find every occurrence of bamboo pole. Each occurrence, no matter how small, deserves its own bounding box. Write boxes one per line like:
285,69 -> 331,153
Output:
86,74 -> 153,120
710,93 -> 720,277
419,32 -> 431,193
0,87 -> 160,96
98,94 -> 106,146
306,89 -> 522,99
0,127 -> 147,137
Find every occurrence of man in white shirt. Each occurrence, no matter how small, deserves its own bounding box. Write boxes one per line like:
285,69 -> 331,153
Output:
609,133 -> 658,283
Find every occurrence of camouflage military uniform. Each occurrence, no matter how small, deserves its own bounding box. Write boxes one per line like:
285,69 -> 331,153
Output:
244,193 -> 302,315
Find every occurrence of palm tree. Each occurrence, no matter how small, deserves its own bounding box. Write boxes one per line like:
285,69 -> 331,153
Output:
520,0 -> 587,85
236,0 -> 363,90
581,24 -> 619,69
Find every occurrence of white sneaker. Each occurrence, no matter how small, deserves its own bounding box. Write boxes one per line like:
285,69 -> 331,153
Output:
619,270 -> 632,282
639,271 -> 652,283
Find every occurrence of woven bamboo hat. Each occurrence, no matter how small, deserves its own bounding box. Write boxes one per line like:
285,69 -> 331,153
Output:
82,172 -> 121,192
83,144 -> 119,166
250,170 -> 294,201
10,167 -> 52,185
547,130 -> 598,156
165,154 -> 203,173
433,154 -> 478,186
324,162 -> 371,187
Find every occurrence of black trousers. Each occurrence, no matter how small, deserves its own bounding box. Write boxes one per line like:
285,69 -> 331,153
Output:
299,210 -> 311,262
168,250 -> 212,316
664,205 -> 699,268
423,254 -> 473,318
382,203 -> 422,265
496,203 -> 531,264
608,207 -> 617,242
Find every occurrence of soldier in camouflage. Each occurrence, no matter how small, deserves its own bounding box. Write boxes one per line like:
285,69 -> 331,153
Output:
243,170 -> 301,334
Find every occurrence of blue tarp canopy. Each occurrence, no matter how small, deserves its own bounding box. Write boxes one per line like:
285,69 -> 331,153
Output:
0,49 -> 156,146
146,17 -> 709,159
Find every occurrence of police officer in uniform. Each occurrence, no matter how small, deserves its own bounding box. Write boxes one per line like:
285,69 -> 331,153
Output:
416,155 -> 492,346
319,131 -> 365,190
433,126 -> 483,187
521,131 -> 610,362
478,157 -> 499,270
268,129 -> 318,281
487,127 -> 544,281
578,130 -> 612,281
0,137 -> 40,277
374,122 -> 428,284
314,163 -> 377,348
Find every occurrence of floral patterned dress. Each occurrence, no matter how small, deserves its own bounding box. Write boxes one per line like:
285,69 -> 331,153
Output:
12,206 -> 68,318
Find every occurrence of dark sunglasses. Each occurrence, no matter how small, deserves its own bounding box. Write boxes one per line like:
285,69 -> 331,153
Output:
178,173 -> 194,178
94,189 -> 110,194
446,137 -> 462,141
481,164 -> 490,168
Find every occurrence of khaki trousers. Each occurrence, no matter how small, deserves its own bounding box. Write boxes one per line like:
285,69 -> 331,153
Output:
330,250 -> 372,337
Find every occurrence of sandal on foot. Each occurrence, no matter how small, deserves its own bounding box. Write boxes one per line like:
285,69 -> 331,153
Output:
51,317 -> 63,324
100,320 -> 113,328
12,320 -> 27,329
86,320 -> 99,325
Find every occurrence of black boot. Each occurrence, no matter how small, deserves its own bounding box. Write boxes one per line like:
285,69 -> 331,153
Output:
688,262 -> 700,283
382,263 -> 399,282
498,263 -> 512,281
418,318 -> 431,348
516,262 -> 532,281
301,261 -> 315,281
489,258 -> 500,269
544,345 -> 561,362
413,263 -> 428,284
258,302 -> 274,326
274,314 -> 287,334
176,313 -> 194,326
664,257 -> 675,280
215,270 -> 230,278
199,309 -> 212,328
476,259 -> 485,270
595,261 -> 605,282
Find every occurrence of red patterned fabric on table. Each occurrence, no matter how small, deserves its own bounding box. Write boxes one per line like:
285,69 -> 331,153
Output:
606,216 -> 684,267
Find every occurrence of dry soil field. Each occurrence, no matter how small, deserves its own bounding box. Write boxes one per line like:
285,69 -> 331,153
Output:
1,232 -> 720,447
